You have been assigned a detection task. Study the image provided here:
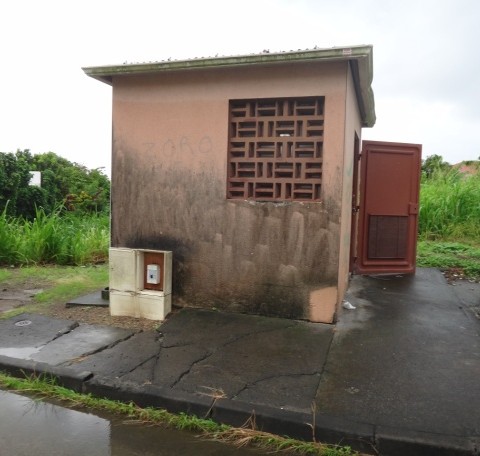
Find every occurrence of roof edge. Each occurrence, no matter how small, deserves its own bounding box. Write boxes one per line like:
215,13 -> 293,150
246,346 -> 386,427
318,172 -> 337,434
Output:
82,45 -> 375,127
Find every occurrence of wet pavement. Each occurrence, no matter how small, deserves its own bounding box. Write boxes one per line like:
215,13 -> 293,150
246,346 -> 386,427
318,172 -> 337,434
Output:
0,268 -> 479,455
317,269 -> 480,454
0,389 -> 262,455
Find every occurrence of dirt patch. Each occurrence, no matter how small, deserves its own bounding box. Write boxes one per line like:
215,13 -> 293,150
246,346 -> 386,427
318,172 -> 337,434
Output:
0,288 -> 43,313
36,301 -> 162,332
442,267 -> 479,284
0,270 -> 163,332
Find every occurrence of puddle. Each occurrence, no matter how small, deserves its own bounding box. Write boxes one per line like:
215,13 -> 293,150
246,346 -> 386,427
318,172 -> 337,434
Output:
0,390 -> 109,456
0,390 -> 264,455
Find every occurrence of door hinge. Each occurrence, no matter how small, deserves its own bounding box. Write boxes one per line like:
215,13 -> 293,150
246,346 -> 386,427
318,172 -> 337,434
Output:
409,202 -> 419,214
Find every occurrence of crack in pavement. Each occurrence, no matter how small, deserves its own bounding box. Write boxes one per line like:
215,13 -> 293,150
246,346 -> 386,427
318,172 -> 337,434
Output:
158,323 -> 299,389
168,350 -> 214,388
231,372 -> 321,399
162,322 -> 298,352
217,322 -> 299,351
45,321 -> 80,345
119,353 -> 160,379
60,329 -> 138,366
161,341 -> 195,349
312,327 -> 335,397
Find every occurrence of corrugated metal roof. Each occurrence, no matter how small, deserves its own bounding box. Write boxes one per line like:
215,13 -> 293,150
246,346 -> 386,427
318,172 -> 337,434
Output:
82,45 -> 375,127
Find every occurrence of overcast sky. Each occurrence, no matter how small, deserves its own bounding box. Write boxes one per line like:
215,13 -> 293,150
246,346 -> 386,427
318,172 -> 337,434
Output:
1,0 -> 479,176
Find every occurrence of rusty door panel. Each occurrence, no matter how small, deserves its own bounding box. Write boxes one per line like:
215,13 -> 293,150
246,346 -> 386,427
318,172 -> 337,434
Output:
354,141 -> 422,274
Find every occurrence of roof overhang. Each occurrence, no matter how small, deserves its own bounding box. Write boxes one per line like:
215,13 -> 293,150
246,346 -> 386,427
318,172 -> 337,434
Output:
83,45 -> 375,127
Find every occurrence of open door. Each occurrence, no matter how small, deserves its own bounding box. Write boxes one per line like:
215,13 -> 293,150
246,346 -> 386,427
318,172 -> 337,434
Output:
354,141 -> 422,275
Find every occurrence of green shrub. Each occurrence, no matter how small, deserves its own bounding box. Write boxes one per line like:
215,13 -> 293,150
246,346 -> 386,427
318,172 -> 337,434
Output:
419,167 -> 480,241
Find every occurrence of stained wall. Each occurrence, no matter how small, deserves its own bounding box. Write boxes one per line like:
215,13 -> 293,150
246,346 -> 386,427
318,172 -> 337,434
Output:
110,61 -> 359,321
337,65 -> 363,306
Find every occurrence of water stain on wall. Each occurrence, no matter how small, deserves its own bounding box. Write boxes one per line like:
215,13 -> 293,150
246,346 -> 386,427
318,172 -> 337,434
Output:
112,144 -> 340,319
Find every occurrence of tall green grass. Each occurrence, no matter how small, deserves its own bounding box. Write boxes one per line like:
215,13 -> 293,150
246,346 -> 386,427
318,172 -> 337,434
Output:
0,208 -> 109,266
1,168 -> 478,266
419,168 -> 480,241
0,206 -> 22,264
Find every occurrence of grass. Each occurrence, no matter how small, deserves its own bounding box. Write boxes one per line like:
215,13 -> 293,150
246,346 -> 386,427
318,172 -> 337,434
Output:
34,266 -> 108,303
419,168 -> 480,241
0,269 -> 11,282
0,264 -> 108,319
0,208 -> 109,266
0,372 -> 358,456
417,167 -> 480,279
417,241 -> 480,279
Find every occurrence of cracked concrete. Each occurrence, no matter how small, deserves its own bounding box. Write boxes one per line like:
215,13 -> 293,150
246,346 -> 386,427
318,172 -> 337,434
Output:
114,308 -> 334,411
235,372 -> 322,410
0,309 -> 333,413
154,345 -> 212,387
67,331 -> 162,378
0,313 -> 78,359
1,270 -> 479,455
29,324 -> 134,366
0,269 -> 480,456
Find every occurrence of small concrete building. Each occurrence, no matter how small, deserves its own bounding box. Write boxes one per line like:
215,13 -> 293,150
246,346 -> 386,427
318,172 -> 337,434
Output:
83,45 -> 376,323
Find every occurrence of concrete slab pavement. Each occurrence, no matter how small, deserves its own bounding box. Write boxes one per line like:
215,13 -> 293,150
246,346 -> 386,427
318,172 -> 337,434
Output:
71,309 -> 334,412
316,268 -> 480,455
0,268 -> 478,455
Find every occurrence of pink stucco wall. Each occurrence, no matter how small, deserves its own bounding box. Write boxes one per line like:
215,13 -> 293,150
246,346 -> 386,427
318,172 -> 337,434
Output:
110,61 -> 361,322
338,64 -> 363,306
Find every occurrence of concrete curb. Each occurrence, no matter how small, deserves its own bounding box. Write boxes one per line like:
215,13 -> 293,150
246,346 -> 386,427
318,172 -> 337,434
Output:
83,377 -> 479,456
0,354 -> 92,391
211,399 -> 376,453
84,375 -> 214,418
85,376 -> 376,454
375,425 -> 478,456
315,413 -> 376,454
212,397 -> 313,440
0,359 -> 478,455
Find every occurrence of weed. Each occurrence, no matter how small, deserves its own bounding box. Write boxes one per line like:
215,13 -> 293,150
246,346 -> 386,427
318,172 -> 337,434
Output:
419,168 -> 480,241
0,372 -> 358,456
417,241 -> 480,279
206,417 -> 355,455
0,206 -> 21,264
0,210 -> 109,266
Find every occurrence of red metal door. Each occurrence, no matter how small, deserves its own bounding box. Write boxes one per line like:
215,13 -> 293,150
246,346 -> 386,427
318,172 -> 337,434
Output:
354,141 -> 422,274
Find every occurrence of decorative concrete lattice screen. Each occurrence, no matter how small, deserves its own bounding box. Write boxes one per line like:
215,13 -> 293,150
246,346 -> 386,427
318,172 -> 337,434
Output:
227,97 -> 324,201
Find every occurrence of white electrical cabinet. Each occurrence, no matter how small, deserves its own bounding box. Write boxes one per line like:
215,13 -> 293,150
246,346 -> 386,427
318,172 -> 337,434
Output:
109,248 -> 172,320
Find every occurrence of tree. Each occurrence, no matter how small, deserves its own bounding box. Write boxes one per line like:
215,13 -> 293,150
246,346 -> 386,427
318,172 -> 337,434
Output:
0,150 -> 110,218
0,150 -> 47,218
422,154 -> 450,179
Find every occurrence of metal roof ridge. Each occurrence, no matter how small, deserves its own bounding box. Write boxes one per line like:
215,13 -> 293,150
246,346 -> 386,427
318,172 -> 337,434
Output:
82,45 -> 372,77
82,45 -> 375,127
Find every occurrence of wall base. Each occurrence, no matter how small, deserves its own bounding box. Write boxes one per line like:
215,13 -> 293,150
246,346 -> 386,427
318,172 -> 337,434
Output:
309,287 -> 338,323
